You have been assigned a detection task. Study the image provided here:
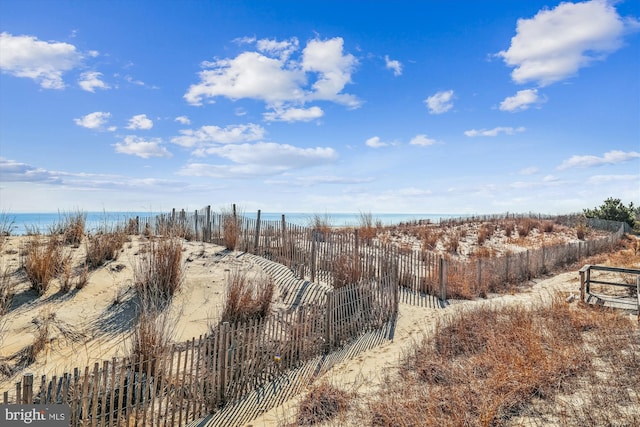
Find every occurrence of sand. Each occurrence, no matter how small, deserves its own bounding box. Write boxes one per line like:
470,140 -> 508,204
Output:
0,228 -> 636,426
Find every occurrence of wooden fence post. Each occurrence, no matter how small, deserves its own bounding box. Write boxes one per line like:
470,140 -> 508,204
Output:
281,214 -> 287,265
311,236 -> 317,283
206,205 -> 211,242
636,276 -> 640,323
22,373 -> 33,403
477,259 -> 482,294
438,257 -> 446,301
194,209 -> 199,239
254,210 -> 261,254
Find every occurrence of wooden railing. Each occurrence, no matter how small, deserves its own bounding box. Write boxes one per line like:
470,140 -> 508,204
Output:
579,264 -> 640,321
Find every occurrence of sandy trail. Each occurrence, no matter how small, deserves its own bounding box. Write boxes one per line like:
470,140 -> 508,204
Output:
245,270 -> 590,426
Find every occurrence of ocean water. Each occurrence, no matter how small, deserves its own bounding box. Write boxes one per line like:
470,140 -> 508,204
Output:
2,211 -> 460,236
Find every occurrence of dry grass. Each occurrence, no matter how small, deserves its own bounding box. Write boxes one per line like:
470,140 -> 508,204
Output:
576,220 -> 588,240
332,254 -> 362,289
364,298 -> 639,426
219,269 -> 274,324
0,262 -> 15,315
134,236 -> 184,305
22,236 -> 63,295
358,211 -> 377,243
295,381 -> 354,426
516,217 -> 538,238
129,296 -> 176,375
50,210 -> 86,247
85,231 -> 127,269
221,206 -> 241,251
25,308 -> 55,365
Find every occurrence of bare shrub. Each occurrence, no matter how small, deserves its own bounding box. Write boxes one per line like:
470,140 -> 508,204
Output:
296,381 -> 354,426
219,269 -> 274,324
134,236 -> 183,305
85,231 -> 126,269
22,236 -> 63,295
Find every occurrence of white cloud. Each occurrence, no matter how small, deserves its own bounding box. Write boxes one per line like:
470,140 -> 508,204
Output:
185,37 -> 360,109
78,71 -> 109,92
409,134 -> 437,147
0,157 -> 63,183
499,88 -> 544,112
587,174 -> 639,184
464,126 -> 526,137
126,114 -> 154,130
518,166 -> 538,175
365,136 -> 388,148
256,37 -> 299,60
175,116 -> 191,125
0,32 -> 82,89
498,0 -> 640,86
74,111 -> 112,129
179,142 -> 337,178
301,37 -> 360,107
425,90 -> 454,114
558,150 -> 640,170
114,136 -> 171,158
264,106 -> 324,122
171,123 -> 265,148
384,55 -> 402,76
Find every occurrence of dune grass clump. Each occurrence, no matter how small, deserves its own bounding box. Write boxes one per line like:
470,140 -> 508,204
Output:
134,236 -> 183,305
130,296 -> 176,375
296,381 -> 354,426
332,254 -> 362,289
358,211 -> 377,243
0,263 -> 15,315
223,213 -> 240,251
50,210 -> 86,247
365,298 -> 632,426
219,269 -> 274,324
85,231 -> 127,269
22,236 -> 63,295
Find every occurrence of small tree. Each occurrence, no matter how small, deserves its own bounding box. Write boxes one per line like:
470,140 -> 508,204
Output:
583,197 -> 636,229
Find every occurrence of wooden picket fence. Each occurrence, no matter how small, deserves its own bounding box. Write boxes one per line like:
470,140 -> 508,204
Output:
130,206 -> 625,304
2,271 -> 397,427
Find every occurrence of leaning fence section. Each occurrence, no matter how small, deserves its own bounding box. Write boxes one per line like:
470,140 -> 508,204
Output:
2,262 -> 397,427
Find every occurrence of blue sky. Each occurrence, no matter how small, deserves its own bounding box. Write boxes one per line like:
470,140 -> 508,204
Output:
1,0 -> 639,214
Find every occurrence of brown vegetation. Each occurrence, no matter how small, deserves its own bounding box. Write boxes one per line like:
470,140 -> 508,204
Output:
366,299 -> 639,426
134,236 -> 184,305
22,236 -> 63,295
85,231 -> 127,269
219,269 -> 274,324
296,381 -> 354,426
